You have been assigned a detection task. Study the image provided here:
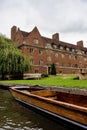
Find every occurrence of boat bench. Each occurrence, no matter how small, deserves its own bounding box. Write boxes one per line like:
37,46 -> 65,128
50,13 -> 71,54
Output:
45,95 -> 57,100
31,90 -> 57,100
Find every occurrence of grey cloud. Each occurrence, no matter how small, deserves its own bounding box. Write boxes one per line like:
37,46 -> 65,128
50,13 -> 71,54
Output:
0,0 -> 87,46
60,20 -> 87,33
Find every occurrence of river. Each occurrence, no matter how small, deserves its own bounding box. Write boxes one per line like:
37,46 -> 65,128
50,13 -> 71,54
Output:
0,88 -> 70,130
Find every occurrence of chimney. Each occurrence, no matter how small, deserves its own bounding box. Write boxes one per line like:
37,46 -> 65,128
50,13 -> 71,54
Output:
52,33 -> 59,41
11,26 -> 17,41
77,40 -> 83,48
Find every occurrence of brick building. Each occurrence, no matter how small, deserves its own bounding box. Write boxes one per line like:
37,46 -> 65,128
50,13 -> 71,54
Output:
11,26 -> 87,74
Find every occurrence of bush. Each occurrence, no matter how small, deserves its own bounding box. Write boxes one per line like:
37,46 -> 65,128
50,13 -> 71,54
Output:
41,73 -> 48,78
51,63 -> 56,75
73,76 -> 79,80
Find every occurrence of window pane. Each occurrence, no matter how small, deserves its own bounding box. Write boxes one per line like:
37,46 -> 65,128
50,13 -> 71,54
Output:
47,56 -> 51,61
33,38 -> 38,44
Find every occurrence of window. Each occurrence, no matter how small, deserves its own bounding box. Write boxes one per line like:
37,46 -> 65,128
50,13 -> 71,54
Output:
74,55 -> 77,60
72,49 -> 75,52
39,49 -> 43,55
30,48 -> 34,53
69,55 -> 71,59
52,43 -> 57,49
55,62 -> 59,66
45,43 -> 52,49
74,64 -> 78,68
55,53 -> 58,57
30,59 -> 34,65
62,54 -> 65,58
79,61 -> 82,65
66,47 -> 69,51
23,41 -> 27,44
62,62 -> 65,67
33,38 -> 38,44
84,65 -> 86,68
60,46 -> 63,50
59,71 -> 62,74
35,70 -> 38,73
39,60 -> 43,65
84,57 -> 87,61
47,56 -> 51,61
82,51 -> 84,54
68,63 -> 71,67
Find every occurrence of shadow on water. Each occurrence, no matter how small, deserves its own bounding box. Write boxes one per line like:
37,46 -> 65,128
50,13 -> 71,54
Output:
0,88 -> 71,130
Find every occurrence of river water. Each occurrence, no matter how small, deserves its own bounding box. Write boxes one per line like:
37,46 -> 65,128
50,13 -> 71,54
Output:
0,88 -> 70,130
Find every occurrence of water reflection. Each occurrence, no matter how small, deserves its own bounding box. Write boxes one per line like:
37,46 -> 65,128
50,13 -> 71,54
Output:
0,88 -> 70,130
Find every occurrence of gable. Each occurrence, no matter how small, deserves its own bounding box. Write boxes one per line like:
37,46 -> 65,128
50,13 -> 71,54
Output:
25,26 -> 44,47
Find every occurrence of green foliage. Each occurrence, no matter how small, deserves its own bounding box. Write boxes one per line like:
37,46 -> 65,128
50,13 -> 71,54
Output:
50,63 -> 56,75
41,73 -> 48,78
0,35 -> 31,79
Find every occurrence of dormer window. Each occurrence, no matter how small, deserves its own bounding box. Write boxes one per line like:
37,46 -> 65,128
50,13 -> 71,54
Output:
60,46 -> 63,50
53,44 -> 57,49
33,38 -> 38,44
52,43 -> 57,49
82,51 -> 84,54
66,47 -> 69,51
72,49 -> 75,52
46,43 -> 51,49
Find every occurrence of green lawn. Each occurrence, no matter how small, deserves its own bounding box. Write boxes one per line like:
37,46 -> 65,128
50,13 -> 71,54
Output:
0,75 -> 87,89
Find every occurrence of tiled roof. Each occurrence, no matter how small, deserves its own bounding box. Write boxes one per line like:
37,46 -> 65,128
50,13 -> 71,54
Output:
20,30 -> 30,37
42,36 -> 87,51
19,27 -> 87,51
42,36 -> 59,44
42,36 -> 76,48
59,41 -> 76,48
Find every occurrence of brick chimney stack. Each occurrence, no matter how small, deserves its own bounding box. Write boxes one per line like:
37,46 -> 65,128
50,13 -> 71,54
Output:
11,26 -> 17,41
77,40 -> 84,48
52,33 -> 59,41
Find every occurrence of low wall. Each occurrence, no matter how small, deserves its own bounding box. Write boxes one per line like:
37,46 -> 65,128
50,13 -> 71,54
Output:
23,73 -> 41,79
79,73 -> 87,80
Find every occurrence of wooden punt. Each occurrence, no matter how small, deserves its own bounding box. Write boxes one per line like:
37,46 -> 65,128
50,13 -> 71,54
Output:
9,85 -> 87,129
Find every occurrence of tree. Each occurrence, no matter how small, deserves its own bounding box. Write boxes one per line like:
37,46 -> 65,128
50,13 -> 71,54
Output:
50,63 -> 56,75
0,35 -> 31,79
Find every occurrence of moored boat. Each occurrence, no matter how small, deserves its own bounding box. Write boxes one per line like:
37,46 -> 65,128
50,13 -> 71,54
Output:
9,85 -> 87,129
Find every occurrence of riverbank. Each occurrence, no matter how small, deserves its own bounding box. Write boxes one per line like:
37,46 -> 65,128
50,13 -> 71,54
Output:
0,74 -> 87,96
0,83 -> 87,97
0,75 -> 87,88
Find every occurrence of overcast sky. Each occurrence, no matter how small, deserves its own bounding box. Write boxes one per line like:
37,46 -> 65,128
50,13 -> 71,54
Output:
1,0 -> 87,47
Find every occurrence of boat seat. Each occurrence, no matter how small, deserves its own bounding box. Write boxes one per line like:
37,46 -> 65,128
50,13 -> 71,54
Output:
22,90 -> 30,94
47,96 -> 57,100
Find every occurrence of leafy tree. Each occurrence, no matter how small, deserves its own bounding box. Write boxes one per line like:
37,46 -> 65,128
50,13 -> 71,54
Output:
50,63 -> 56,75
0,35 -> 31,79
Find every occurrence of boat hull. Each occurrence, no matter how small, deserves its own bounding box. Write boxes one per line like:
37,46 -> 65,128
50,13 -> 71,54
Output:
10,86 -> 87,129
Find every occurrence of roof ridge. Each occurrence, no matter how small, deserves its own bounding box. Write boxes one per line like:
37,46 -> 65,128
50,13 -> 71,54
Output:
20,30 -> 31,37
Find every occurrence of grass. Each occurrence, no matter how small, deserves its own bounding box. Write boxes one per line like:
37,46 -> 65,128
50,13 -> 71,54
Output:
0,74 -> 87,89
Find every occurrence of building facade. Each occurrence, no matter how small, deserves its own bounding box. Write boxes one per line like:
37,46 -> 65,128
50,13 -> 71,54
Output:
11,26 -> 87,74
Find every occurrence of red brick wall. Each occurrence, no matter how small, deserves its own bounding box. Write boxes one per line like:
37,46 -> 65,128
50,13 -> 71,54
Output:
11,26 -> 87,74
